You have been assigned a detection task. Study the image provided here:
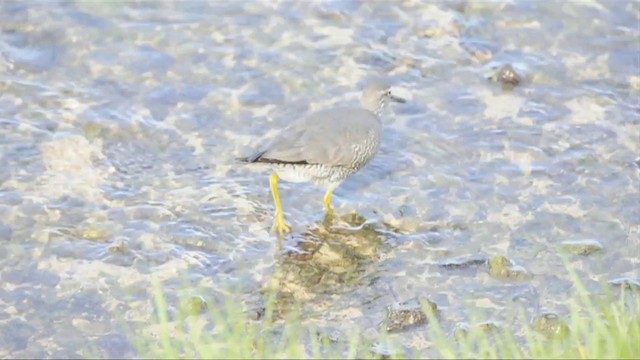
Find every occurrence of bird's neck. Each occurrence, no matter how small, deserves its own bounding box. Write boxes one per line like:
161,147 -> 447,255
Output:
362,99 -> 386,117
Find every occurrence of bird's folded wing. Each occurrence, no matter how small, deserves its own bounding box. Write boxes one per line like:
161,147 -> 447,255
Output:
254,108 -> 378,167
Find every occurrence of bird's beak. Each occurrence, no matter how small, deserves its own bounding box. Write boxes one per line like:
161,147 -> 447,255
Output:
389,93 -> 406,103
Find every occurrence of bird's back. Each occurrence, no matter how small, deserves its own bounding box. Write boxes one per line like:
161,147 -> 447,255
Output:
248,106 -> 382,170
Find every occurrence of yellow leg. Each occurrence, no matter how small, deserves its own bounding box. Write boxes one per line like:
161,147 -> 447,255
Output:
323,189 -> 334,214
269,173 -> 291,235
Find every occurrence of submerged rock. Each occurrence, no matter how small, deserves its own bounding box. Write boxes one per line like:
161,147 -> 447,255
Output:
559,239 -> 604,256
381,298 -> 437,333
272,211 -> 383,305
487,255 -> 532,281
532,313 -> 570,340
608,277 -> 640,291
488,64 -> 522,88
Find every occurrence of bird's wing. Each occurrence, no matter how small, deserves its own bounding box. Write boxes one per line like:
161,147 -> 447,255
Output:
254,108 -> 381,167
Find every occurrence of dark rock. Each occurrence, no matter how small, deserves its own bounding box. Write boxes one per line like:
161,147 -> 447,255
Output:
489,64 -> 522,88
381,298 -> 437,333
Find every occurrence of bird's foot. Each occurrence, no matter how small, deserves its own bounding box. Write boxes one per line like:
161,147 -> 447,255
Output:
322,208 -> 338,230
325,206 -> 335,217
272,217 -> 291,236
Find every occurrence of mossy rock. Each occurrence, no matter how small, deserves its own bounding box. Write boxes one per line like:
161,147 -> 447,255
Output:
532,313 -> 570,340
488,255 -> 532,281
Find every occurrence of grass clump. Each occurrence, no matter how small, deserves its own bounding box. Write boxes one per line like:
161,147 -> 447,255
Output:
133,266 -> 640,359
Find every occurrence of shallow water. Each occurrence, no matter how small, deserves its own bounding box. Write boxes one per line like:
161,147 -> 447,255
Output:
0,0 -> 638,357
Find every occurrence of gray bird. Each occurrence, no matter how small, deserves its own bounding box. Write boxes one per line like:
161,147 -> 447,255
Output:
240,78 -> 405,235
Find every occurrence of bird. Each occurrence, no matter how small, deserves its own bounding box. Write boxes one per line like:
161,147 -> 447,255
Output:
239,78 -> 406,236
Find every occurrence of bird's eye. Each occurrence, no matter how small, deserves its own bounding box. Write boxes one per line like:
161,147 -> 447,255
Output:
386,90 -> 391,96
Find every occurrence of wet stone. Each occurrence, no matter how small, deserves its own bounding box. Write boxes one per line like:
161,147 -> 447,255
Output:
559,239 -> 604,256
532,313 -> 570,340
487,255 -> 532,281
489,64 -> 522,88
275,211 -> 384,300
608,277 -> 640,291
381,298 -> 437,333
439,256 -> 487,270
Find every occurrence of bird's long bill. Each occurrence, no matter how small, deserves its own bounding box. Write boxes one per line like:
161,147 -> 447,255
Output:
390,94 -> 406,103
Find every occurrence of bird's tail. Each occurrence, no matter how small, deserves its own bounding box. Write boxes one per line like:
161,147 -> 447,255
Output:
235,151 -> 265,164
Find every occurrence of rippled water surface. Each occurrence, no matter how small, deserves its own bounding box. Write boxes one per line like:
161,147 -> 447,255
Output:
0,0 -> 638,357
